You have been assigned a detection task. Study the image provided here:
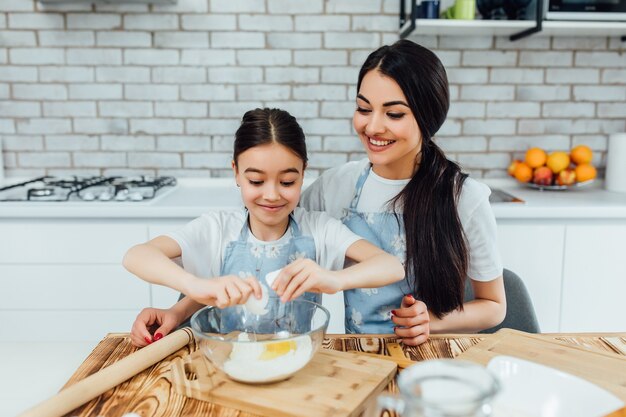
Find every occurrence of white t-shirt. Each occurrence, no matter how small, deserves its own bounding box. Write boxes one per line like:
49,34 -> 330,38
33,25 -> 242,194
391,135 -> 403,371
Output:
166,206 -> 362,279
300,158 -> 503,281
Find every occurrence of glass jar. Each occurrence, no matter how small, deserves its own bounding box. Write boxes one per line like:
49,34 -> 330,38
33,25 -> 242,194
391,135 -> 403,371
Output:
377,359 -> 500,417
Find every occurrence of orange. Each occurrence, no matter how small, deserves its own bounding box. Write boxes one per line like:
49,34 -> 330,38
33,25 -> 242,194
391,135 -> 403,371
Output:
546,151 -> 570,174
574,164 -> 597,183
571,145 -> 593,165
525,147 -> 547,168
513,162 -> 533,183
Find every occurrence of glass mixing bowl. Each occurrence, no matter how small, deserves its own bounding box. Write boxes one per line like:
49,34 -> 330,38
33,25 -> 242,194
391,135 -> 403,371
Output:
190,299 -> 330,384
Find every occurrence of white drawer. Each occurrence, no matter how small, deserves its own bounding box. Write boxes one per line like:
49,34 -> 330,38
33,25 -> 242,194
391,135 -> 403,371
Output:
0,265 -> 149,309
0,222 -> 147,263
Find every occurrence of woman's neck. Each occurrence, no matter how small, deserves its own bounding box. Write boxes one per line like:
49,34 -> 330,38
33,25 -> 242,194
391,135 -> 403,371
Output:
371,151 -> 421,180
248,216 -> 290,242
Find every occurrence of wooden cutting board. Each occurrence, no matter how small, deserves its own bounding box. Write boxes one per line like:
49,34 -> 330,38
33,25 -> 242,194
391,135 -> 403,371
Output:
167,348 -> 397,417
456,328 -> 626,401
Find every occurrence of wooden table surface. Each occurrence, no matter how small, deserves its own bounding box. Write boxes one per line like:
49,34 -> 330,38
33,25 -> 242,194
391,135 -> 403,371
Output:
60,332 -> 626,417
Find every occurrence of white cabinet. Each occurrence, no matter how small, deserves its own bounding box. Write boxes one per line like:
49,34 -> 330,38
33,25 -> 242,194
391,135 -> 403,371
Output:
0,221 -> 149,342
497,223 -> 565,333
561,225 -> 626,332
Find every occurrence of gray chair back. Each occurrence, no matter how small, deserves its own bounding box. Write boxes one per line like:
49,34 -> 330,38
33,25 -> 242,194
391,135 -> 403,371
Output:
464,268 -> 540,334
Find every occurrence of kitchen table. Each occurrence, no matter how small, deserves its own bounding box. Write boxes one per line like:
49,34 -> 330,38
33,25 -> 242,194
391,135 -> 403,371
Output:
22,331 -> 624,417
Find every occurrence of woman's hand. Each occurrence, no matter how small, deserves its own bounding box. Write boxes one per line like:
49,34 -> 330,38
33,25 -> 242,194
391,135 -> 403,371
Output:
272,258 -> 342,302
130,307 -> 182,348
392,294 -> 430,346
184,275 -> 262,308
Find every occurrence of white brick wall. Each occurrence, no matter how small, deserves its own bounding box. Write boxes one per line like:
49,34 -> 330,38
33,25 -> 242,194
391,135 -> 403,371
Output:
0,2 -> 624,178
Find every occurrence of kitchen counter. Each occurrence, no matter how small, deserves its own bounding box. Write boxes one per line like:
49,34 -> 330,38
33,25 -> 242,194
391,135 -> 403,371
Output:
2,177 -> 626,220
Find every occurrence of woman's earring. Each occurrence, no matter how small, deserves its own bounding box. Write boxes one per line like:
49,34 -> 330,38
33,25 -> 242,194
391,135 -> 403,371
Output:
236,183 -> 240,187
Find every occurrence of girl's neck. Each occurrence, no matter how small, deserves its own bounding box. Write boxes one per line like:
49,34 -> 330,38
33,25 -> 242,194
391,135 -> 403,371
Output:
248,215 -> 290,242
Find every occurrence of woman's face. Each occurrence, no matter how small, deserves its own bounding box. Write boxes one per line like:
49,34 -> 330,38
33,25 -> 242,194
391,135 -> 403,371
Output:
353,70 -> 422,179
233,142 -> 304,237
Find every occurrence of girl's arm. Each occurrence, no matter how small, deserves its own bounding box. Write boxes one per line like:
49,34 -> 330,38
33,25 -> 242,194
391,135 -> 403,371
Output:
273,239 -> 404,301
123,236 -> 262,307
337,239 -> 405,289
123,235 -> 196,293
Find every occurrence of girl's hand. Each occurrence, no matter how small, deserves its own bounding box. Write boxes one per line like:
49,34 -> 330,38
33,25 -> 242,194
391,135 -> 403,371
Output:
185,275 -> 262,308
392,294 -> 430,346
272,258 -> 342,302
130,307 -> 182,348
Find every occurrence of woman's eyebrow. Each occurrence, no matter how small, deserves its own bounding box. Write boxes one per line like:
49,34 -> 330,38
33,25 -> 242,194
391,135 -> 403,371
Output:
356,94 -> 409,108
383,100 -> 410,108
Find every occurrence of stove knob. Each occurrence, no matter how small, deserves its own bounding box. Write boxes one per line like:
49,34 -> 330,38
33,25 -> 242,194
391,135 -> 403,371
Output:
129,192 -> 144,201
115,190 -> 129,201
82,192 -> 96,201
98,191 -> 113,201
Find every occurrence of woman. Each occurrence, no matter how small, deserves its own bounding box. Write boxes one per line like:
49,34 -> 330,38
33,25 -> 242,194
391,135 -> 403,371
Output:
301,40 -> 506,346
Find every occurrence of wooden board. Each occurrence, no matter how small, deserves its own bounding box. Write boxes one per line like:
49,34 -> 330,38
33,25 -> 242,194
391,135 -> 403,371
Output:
457,329 -> 626,402
58,332 -> 626,417
168,349 -> 396,417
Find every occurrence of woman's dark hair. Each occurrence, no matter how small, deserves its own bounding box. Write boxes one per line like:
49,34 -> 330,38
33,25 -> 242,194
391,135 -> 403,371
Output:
233,108 -> 307,167
357,40 -> 469,318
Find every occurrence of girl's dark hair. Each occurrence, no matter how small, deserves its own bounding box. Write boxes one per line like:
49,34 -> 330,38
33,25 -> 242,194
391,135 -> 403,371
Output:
358,40 -> 469,318
233,108 -> 307,166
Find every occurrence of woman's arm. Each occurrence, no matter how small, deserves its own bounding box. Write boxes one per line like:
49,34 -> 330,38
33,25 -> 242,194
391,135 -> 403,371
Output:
429,276 -> 506,333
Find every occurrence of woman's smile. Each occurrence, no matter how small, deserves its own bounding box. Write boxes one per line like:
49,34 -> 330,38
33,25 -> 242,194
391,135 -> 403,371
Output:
367,135 -> 397,150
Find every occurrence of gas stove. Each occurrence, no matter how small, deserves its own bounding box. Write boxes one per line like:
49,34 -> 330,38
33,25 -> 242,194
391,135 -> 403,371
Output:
0,175 -> 177,203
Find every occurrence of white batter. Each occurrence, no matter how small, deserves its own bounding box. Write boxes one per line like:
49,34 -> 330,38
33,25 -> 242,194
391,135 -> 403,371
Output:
222,332 -> 313,383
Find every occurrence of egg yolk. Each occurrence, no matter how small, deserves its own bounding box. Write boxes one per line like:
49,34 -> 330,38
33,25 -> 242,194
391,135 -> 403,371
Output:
259,340 -> 297,360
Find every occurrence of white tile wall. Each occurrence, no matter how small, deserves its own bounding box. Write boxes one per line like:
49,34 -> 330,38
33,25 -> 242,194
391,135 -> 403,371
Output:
0,1 -> 624,178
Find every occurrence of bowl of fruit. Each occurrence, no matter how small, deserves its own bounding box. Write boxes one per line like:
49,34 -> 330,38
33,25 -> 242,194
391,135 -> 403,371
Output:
508,145 -> 597,190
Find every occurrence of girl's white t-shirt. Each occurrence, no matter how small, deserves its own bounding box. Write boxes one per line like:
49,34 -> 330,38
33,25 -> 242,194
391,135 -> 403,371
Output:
166,206 -> 362,279
300,158 -> 503,281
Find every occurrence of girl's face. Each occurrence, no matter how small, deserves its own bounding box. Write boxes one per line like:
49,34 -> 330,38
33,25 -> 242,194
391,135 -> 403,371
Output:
353,69 -> 422,179
233,142 -> 305,238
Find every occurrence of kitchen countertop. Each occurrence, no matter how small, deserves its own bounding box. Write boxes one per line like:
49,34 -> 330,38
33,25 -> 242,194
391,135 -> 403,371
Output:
2,177 -> 626,220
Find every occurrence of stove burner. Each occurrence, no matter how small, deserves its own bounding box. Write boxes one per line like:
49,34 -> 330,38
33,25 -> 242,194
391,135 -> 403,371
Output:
0,175 -> 177,203
28,187 -> 55,198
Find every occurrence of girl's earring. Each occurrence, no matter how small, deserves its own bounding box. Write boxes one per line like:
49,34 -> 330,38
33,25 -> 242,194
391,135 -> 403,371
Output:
236,183 -> 240,187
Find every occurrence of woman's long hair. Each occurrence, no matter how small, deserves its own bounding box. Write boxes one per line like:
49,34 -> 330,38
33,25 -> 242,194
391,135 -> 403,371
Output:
233,108 -> 307,166
357,40 -> 468,318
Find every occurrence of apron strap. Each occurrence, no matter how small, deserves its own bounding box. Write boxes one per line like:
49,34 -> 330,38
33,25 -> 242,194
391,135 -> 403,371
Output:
348,163 -> 372,210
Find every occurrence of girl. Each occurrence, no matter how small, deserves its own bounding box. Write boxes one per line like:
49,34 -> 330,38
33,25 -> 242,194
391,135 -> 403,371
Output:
301,40 -> 506,345
124,108 -> 405,347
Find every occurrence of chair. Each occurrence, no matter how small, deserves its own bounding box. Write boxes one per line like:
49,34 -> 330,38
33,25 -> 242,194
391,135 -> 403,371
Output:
464,268 -> 541,334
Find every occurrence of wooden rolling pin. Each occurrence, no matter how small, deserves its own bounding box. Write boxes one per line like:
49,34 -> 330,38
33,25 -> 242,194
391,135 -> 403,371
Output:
18,328 -> 194,417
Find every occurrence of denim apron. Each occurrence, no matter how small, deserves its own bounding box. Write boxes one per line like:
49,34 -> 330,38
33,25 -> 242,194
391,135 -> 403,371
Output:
342,166 -> 412,334
219,213 -> 320,334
